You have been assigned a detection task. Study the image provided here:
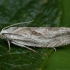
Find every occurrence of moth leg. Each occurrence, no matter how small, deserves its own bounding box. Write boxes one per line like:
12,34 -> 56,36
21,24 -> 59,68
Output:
12,41 -> 37,53
53,48 -> 56,52
23,45 -> 37,53
7,40 -> 11,52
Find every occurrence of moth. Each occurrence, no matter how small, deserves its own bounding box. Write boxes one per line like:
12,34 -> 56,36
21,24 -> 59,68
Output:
0,21 -> 70,52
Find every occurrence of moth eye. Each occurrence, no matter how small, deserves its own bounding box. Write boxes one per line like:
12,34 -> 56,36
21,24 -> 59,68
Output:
1,33 -> 5,35
2,33 -> 4,35
0,33 -> 5,39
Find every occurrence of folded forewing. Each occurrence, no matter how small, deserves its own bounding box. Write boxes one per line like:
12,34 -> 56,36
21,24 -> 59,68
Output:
4,27 -> 70,47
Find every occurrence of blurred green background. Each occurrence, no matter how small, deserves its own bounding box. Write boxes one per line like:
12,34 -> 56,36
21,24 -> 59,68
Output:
0,0 -> 70,70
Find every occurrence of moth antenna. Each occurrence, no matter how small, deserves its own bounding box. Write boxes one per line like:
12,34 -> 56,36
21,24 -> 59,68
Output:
2,20 -> 34,30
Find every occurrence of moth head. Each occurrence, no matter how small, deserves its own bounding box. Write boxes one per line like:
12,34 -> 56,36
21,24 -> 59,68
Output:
0,30 -> 8,39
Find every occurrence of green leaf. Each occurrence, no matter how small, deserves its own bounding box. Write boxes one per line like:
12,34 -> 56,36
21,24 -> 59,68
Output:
0,0 -> 65,70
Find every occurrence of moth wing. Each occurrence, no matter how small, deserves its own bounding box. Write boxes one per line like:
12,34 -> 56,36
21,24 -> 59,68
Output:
9,34 -> 70,49
47,35 -> 70,48
5,27 -> 70,48
11,27 -> 70,38
6,27 -> 70,38
5,27 -> 52,46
